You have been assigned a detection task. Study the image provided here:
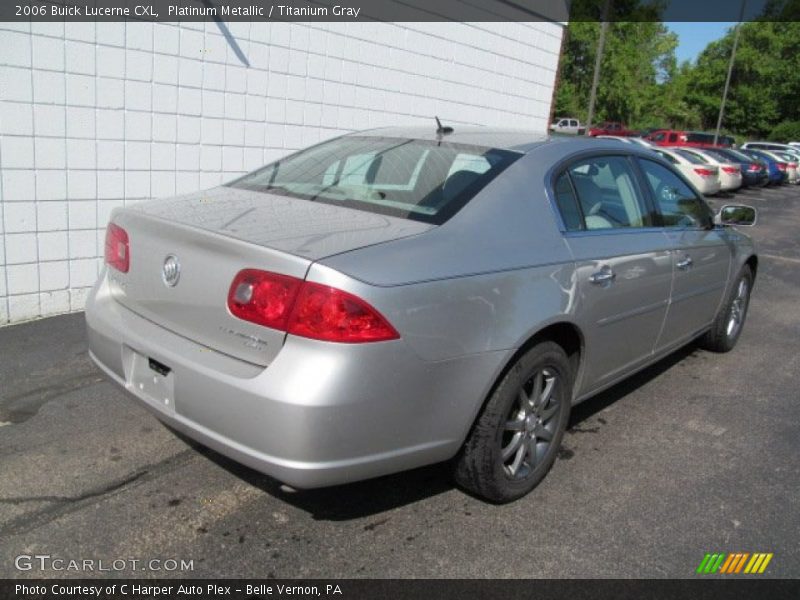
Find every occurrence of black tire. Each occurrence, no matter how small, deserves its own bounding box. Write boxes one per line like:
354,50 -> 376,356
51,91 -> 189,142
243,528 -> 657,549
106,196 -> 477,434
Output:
454,341 -> 573,503
699,266 -> 753,353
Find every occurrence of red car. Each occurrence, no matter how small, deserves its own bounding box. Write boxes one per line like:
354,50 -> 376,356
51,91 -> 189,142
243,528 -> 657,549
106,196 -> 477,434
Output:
588,121 -> 637,137
645,130 -> 734,148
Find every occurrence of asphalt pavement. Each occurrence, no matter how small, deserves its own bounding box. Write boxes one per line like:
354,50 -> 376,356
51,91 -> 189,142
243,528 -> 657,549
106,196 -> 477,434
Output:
1,184 -> 799,579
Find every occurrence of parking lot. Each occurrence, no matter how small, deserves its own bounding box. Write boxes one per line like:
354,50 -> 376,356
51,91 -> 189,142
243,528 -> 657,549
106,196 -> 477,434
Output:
1,183 -> 799,579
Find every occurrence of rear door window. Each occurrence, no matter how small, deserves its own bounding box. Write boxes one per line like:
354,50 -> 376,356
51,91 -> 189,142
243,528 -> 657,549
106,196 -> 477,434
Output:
557,156 -> 653,230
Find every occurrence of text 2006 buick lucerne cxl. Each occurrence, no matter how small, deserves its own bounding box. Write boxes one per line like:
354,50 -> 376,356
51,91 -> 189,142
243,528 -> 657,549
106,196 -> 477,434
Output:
86,127 -> 758,502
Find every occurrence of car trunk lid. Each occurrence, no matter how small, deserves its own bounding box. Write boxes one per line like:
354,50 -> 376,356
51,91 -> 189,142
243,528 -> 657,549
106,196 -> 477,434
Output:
108,187 -> 432,366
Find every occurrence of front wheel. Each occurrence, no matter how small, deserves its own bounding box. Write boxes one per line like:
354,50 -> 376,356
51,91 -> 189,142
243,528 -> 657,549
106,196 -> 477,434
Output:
454,342 -> 572,503
699,266 -> 753,353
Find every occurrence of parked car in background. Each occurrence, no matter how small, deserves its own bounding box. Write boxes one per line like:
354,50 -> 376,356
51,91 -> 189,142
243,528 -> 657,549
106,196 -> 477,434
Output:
550,118 -> 585,135
595,135 -> 655,148
700,147 -> 769,188
85,129 -> 759,503
671,147 -> 742,192
647,130 -> 735,148
741,141 -> 800,160
769,151 -> 799,183
741,148 -> 789,185
635,127 -> 664,139
649,147 -> 721,196
588,121 -> 637,137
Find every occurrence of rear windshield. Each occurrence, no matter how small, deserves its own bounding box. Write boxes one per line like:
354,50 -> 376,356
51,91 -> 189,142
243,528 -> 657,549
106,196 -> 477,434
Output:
721,149 -> 754,162
228,136 -> 520,225
703,148 -> 736,162
675,149 -> 708,165
686,132 -> 715,145
685,132 -> 733,147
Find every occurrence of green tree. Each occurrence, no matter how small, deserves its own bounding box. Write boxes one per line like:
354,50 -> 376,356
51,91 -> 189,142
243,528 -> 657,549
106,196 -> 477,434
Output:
685,22 -> 800,137
554,20 -> 687,129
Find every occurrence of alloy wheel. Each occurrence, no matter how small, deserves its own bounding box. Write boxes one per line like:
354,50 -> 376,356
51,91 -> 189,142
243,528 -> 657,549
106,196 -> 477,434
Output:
500,368 -> 561,480
726,278 -> 749,338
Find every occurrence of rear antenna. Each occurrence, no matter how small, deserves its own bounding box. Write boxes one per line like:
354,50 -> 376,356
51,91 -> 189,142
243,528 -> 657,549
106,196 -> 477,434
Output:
435,116 -> 454,137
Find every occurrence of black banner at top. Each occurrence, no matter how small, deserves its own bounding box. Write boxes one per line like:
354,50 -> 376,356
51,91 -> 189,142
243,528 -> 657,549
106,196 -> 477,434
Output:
1,0 -> 799,22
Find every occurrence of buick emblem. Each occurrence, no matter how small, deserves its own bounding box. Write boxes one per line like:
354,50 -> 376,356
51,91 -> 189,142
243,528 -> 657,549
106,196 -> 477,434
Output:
162,254 -> 181,287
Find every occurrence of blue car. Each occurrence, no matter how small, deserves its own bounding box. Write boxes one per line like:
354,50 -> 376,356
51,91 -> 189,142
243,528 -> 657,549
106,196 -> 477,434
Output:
703,148 -> 769,187
741,149 -> 787,185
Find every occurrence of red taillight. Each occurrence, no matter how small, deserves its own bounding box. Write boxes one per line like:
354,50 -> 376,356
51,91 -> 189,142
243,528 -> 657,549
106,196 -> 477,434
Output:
694,168 -> 715,177
721,166 -> 739,174
288,282 -> 399,343
227,270 -> 399,343
227,269 -> 302,331
104,223 -> 129,273
777,162 -> 787,171
747,163 -> 761,172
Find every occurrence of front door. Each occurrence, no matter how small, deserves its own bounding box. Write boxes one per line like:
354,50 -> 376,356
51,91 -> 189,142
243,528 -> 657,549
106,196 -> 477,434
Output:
635,158 -> 732,349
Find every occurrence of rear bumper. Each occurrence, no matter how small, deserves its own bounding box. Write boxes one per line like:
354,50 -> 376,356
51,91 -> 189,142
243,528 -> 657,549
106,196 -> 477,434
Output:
741,172 -> 767,186
768,171 -> 785,183
719,173 -> 742,191
86,274 -> 505,488
697,178 -> 721,195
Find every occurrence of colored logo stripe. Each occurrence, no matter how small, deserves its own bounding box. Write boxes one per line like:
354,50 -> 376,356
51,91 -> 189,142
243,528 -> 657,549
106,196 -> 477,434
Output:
745,553 -> 773,574
697,552 -> 773,574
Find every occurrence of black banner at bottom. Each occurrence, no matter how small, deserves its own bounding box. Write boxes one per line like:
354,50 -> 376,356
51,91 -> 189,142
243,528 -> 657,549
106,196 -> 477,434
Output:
3,579 -> 800,600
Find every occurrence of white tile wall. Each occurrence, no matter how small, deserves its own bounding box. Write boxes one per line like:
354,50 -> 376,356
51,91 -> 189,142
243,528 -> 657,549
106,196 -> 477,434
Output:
0,18 -> 564,324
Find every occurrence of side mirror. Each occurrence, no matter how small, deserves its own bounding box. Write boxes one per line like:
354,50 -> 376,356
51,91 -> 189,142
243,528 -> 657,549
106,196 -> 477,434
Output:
717,204 -> 757,227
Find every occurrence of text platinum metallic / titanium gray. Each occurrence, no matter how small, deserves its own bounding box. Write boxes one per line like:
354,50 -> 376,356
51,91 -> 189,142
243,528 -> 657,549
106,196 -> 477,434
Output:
86,127 -> 758,503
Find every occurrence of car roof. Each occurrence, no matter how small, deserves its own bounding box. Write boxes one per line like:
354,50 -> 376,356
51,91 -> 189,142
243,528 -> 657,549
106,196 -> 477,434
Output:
743,141 -> 795,149
349,126 -> 643,154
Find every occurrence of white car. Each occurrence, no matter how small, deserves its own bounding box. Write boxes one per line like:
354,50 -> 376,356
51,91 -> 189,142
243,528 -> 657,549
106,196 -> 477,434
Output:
741,141 -> 800,156
672,148 -> 742,192
595,135 -> 654,148
550,118 -> 585,135
651,148 -> 721,196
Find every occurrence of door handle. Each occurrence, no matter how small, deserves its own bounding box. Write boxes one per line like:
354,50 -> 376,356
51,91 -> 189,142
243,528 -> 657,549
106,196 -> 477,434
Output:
676,255 -> 693,270
589,266 -> 616,285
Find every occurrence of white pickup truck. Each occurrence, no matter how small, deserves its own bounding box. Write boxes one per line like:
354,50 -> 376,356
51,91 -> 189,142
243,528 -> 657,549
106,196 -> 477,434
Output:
549,118 -> 585,135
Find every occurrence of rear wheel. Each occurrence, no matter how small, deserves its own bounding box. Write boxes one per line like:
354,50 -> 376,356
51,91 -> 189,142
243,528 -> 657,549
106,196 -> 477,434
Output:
454,342 -> 572,503
699,266 -> 753,353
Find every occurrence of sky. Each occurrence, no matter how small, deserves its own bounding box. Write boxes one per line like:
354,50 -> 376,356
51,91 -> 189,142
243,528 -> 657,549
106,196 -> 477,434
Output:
666,22 -> 736,64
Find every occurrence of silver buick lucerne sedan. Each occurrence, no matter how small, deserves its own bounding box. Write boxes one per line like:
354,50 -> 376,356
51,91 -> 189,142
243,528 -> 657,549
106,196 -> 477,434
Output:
86,127 -> 757,502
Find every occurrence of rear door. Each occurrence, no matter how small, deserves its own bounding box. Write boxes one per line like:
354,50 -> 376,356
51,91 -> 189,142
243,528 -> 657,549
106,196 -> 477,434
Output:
554,155 -> 673,388
635,158 -> 731,350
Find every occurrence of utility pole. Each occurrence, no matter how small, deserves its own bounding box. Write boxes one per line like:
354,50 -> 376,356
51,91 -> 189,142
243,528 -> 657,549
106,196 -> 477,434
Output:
585,0 -> 611,134
714,0 -> 747,145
